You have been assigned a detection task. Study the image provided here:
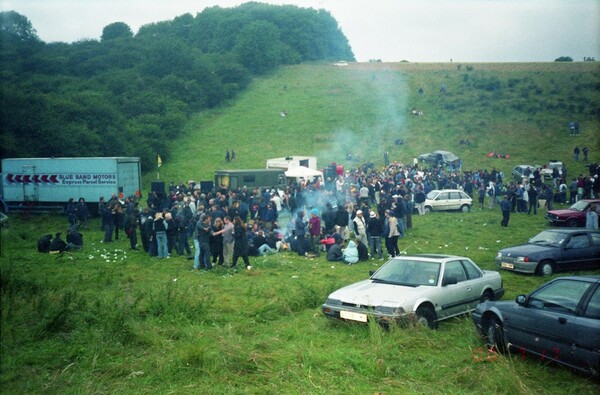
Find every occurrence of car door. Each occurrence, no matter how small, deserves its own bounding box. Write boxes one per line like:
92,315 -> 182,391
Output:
435,191 -> 451,211
504,279 -> 593,364
558,232 -> 600,271
438,260 -> 480,318
570,284 -> 600,372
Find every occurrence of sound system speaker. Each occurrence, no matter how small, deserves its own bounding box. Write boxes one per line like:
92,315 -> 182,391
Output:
200,181 -> 214,194
151,181 -> 165,197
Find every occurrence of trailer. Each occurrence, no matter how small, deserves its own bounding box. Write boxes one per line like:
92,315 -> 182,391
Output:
214,169 -> 286,191
0,157 -> 141,213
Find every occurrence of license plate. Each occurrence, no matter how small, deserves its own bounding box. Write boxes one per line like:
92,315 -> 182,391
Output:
340,310 -> 367,322
501,262 -> 514,269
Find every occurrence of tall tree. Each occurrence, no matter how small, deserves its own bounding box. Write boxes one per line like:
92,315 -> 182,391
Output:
101,22 -> 133,41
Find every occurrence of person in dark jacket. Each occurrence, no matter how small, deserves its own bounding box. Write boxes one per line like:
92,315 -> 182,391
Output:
49,232 -> 67,253
232,216 -> 251,269
194,215 -> 212,270
66,226 -> 84,250
366,210 -> 383,260
356,238 -> 369,261
326,239 -> 343,262
294,210 -> 307,256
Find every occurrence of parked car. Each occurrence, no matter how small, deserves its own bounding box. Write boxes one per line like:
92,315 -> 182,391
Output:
545,199 -> 600,227
540,160 -> 564,180
472,275 -> 600,376
424,189 -> 472,213
512,164 -> 541,181
322,254 -> 504,328
496,229 -> 600,276
417,150 -> 460,167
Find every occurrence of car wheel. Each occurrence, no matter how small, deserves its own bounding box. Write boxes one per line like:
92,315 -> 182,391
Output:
536,260 -> 554,276
566,219 -> 579,227
424,206 -> 432,214
484,316 -> 506,353
460,204 -> 470,212
480,290 -> 495,303
415,306 -> 437,329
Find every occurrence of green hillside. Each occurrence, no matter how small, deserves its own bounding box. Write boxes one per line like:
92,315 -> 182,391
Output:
154,62 -> 600,187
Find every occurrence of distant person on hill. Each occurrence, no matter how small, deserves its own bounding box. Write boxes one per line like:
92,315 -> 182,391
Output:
574,146 -> 580,161
582,145 -> 589,162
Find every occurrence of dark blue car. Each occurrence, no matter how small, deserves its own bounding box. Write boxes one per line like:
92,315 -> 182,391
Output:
496,229 -> 600,276
472,276 -> 600,376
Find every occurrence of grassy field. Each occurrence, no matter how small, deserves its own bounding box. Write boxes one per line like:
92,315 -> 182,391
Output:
2,62 -> 600,393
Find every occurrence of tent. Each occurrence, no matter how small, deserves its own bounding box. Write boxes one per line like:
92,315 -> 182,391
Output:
284,166 -> 323,179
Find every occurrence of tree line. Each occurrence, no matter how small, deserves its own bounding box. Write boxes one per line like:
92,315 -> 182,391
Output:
0,3 -> 354,170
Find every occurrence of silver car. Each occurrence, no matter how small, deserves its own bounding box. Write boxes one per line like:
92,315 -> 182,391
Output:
322,254 -> 504,328
424,189 -> 473,213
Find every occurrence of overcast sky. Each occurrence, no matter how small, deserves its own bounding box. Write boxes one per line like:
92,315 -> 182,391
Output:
1,0 -> 598,62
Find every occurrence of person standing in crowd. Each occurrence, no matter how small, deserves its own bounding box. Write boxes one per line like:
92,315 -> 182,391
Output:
222,216 -> 235,266
385,210 -> 400,257
527,185 -> 538,215
500,195 -> 511,227
153,212 -> 169,259
164,212 -> 177,257
477,184 -> 486,209
308,208 -> 322,257
414,186 -> 426,215
124,207 -> 139,250
76,197 -> 89,229
194,215 -> 212,270
210,217 -> 225,265
231,216 -> 251,269
294,210 -> 307,256
65,198 -> 77,227
586,205 -> 598,230
367,210 -> 383,260
352,210 -> 368,247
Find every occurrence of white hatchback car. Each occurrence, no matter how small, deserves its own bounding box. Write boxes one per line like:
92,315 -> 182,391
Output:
424,189 -> 472,213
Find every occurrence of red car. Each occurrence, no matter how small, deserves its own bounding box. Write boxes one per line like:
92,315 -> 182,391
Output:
545,199 -> 600,227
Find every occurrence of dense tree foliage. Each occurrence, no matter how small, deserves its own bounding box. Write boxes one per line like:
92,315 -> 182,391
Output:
0,3 -> 353,170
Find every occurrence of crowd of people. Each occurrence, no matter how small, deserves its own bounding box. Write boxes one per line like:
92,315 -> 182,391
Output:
49,152 -> 599,268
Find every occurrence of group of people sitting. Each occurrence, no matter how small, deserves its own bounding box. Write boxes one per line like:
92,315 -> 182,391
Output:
37,225 -> 84,254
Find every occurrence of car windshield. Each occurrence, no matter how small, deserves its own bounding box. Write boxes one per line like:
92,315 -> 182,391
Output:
528,231 -> 565,247
426,191 -> 438,200
569,200 -> 590,212
371,259 -> 441,287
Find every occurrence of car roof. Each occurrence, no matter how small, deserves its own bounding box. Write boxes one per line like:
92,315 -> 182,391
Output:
540,229 -> 599,234
395,254 -> 469,261
551,275 -> 600,282
428,189 -> 465,193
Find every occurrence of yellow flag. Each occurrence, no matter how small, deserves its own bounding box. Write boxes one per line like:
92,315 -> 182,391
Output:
157,155 -> 162,167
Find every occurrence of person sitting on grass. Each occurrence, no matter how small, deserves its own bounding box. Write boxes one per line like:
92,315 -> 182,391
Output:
342,240 -> 359,265
326,239 -> 343,262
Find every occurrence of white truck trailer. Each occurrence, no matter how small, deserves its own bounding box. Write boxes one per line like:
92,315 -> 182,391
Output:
0,157 -> 141,213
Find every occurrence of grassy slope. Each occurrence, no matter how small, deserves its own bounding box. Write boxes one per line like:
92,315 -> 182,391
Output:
2,62 -> 600,394
153,62 -> 599,186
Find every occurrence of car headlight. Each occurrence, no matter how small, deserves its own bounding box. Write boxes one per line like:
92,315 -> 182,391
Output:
325,298 -> 340,305
496,252 -> 502,259
516,257 -> 529,263
374,306 -> 406,315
